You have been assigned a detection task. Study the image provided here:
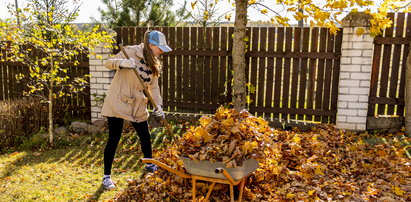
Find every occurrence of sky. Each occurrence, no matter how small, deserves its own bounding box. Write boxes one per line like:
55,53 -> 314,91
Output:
0,0 -> 273,23
0,0 -> 388,24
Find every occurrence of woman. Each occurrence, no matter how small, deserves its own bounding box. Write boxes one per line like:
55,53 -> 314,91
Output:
100,30 -> 171,189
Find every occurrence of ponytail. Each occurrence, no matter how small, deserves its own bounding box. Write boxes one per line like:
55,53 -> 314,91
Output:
143,30 -> 160,77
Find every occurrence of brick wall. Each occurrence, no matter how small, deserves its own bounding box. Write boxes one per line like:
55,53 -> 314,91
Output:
89,46 -> 114,122
336,13 -> 373,130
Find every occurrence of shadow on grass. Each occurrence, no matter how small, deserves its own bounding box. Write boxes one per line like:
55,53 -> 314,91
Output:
0,132 -> 144,180
85,184 -> 105,202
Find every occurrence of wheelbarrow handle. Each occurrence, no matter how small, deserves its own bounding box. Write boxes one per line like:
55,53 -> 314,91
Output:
215,167 -> 236,185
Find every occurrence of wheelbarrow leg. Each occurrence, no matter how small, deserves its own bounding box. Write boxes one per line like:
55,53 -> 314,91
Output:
238,178 -> 246,202
204,182 -> 216,201
192,178 -> 196,202
230,184 -> 234,202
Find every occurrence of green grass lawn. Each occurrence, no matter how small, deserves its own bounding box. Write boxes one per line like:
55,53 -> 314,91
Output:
0,131 -> 145,201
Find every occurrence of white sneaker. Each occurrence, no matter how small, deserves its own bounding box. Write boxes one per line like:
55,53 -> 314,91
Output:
102,177 -> 116,189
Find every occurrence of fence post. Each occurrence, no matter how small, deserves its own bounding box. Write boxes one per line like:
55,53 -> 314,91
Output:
89,45 -> 114,123
336,12 -> 374,131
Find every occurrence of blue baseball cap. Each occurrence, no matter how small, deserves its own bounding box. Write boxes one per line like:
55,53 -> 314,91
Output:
148,31 -> 172,52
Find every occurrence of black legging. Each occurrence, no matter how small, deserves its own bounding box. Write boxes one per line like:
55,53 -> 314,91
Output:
104,117 -> 153,175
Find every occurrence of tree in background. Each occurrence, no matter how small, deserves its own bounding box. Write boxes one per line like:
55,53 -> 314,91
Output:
95,0 -> 147,28
187,0 -> 231,27
0,0 -> 116,145
95,0 -> 189,28
230,0 -> 410,111
143,0 -> 190,27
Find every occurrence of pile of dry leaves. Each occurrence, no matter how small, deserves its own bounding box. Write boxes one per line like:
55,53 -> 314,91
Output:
116,107 -> 411,201
177,107 -> 274,168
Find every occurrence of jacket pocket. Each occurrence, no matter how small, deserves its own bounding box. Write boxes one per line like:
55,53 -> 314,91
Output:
134,96 -> 149,121
115,93 -> 135,118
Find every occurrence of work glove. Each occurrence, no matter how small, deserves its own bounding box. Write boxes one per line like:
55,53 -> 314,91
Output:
120,58 -> 136,69
153,106 -> 165,119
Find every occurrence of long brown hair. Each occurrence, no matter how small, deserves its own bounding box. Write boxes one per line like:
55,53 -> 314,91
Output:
143,30 -> 160,77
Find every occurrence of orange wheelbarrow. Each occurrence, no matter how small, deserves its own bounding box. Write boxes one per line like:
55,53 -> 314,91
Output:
141,157 -> 259,202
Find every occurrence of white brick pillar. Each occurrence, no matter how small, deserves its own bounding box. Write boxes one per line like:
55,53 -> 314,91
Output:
336,13 -> 373,131
89,45 -> 114,123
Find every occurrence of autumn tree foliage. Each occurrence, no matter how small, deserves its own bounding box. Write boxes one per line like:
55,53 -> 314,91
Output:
0,0 -> 115,145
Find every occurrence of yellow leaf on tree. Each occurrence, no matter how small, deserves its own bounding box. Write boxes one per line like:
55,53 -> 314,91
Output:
355,27 -> 365,36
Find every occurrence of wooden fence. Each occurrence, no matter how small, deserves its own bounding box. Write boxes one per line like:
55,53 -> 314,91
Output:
115,26 -> 343,123
0,48 -> 91,123
368,12 -> 411,128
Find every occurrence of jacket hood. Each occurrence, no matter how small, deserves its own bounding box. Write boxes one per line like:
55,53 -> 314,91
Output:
134,43 -> 145,58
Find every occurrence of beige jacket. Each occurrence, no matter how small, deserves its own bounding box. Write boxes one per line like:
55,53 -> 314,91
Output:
101,43 -> 162,123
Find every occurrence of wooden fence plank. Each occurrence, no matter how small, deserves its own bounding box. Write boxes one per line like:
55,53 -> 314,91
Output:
387,13 -> 405,114
298,28 -> 310,121
282,27 -> 293,120
169,27 -> 176,111
189,27 -> 197,110
249,27 -> 259,112
135,27 -> 143,45
307,28 -> 318,121
257,27 -> 267,117
130,27 -> 136,45
264,27 -> 275,119
122,27 -> 129,45
204,27 -> 212,110
212,27 -> 220,107
182,26 -> 190,112
330,29 -> 343,123
8,64 -> 14,99
227,27 -> 234,104
197,27 -> 205,110
176,27 -> 183,108
274,27 -> 284,119
369,33 -> 383,116
290,27 -> 301,120
316,28 -> 327,122
219,27 -> 228,105
161,27 -> 170,109
378,13 -> 395,115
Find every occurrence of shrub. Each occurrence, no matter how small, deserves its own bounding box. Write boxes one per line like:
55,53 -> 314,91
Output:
0,98 -> 48,152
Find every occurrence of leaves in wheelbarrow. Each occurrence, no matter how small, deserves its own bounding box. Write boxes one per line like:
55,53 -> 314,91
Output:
178,107 -> 275,167
116,106 -> 411,201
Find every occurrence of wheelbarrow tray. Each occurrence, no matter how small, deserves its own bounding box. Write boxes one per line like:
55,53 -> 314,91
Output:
180,157 -> 259,181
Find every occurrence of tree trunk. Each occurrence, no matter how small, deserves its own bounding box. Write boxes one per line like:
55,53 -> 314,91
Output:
232,0 -> 247,111
406,43 -> 411,135
49,55 -> 54,145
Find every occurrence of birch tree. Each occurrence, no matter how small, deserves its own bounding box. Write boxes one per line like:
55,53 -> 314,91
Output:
0,0 -> 115,145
